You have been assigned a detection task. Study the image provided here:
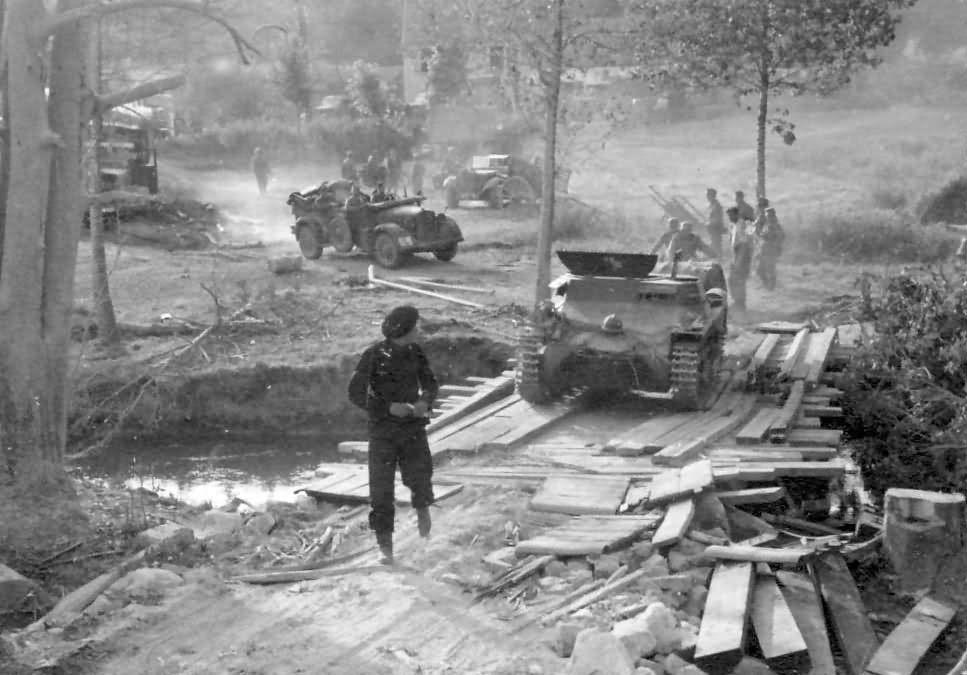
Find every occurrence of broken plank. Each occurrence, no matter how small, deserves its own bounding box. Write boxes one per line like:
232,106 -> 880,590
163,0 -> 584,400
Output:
769,380 -> 805,443
652,498 -> 696,548
702,545 -> 814,566
716,487 -> 787,506
804,327 -> 838,387
713,465 -> 777,483
529,474 -> 631,516
647,460 -> 715,507
775,570 -> 836,675
778,328 -> 810,381
694,561 -> 755,674
736,407 -> 782,445
864,596 -> 956,675
813,553 -> 880,675
786,428 -> 842,448
751,572 -> 810,672
515,514 -> 661,557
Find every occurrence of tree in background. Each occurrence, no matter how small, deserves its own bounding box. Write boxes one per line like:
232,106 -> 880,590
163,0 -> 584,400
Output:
314,0 -> 401,66
636,0 -> 917,201
346,61 -> 400,120
274,42 -> 314,127
426,43 -> 470,106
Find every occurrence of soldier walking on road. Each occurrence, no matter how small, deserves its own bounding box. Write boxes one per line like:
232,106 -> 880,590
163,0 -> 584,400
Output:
728,206 -> 754,312
251,146 -> 270,195
706,188 -> 725,258
348,306 -> 439,565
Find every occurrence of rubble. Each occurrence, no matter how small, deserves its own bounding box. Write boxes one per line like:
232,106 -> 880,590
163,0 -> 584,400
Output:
567,629 -> 636,675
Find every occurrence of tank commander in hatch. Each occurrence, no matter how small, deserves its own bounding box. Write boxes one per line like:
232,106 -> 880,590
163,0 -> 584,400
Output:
651,218 -> 681,258
347,305 -> 438,565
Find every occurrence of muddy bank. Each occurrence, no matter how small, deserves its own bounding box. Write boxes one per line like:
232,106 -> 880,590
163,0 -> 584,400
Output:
70,335 -> 514,445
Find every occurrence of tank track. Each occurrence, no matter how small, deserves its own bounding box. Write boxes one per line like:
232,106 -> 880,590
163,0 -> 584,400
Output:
670,342 -> 703,410
515,322 -> 549,404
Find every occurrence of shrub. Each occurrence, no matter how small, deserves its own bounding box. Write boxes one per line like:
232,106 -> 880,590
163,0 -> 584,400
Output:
162,118 -> 304,161
801,209 -> 955,264
841,269 -> 967,499
306,117 -> 414,161
919,176 -> 967,225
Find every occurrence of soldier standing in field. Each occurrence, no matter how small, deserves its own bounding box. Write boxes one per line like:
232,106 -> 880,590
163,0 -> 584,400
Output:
734,190 -> 755,223
706,188 -> 725,259
251,146 -> 270,195
348,305 -> 438,565
755,206 -> 785,291
727,206 -> 754,313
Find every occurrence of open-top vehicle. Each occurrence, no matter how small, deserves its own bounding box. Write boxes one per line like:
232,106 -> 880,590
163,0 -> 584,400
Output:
516,250 -> 728,410
441,154 -> 540,210
286,180 -> 463,269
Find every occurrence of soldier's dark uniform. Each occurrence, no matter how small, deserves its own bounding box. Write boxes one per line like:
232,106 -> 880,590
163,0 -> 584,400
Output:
348,306 -> 438,563
706,189 -> 725,258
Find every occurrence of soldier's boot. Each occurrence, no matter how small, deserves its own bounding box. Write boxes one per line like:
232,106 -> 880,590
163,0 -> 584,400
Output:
417,507 -> 432,539
376,532 -> 394,565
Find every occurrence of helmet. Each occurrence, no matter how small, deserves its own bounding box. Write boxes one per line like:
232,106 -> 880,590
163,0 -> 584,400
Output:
601,314 -> 624,334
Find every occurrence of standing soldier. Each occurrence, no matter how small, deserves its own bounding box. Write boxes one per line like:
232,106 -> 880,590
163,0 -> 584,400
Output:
727,206 -> 754,313
734,190 -> 755,223
251,146 -> 270,195
651,218 -> 681,258
706,188 -> 725,258
755,206 -> 785,290
411,156 -> 426,195
341,151 -> 356,182
347,305 -> 439,565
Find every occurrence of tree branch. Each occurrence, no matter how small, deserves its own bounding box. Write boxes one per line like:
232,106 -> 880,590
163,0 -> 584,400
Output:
96,74 -> 186,113
42,1 -> 260,64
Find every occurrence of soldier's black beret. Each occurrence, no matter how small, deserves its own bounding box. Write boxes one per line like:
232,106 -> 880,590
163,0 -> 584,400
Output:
382,305 -> 419,339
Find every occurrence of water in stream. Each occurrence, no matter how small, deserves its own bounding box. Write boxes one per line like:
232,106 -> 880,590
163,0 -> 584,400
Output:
74,434 -> 350,508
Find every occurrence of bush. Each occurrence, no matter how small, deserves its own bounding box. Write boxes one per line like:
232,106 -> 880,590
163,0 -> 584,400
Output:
919,176 -> 967,225
841,270 -> 967,499
162,118 -> 304,161
306,117 -> 414,161
802,209 -> 955,264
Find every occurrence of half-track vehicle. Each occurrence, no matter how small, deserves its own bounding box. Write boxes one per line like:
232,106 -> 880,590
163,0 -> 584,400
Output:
286,180 -> 463,269
441,154 -> 539,209
516,250 -> 728,410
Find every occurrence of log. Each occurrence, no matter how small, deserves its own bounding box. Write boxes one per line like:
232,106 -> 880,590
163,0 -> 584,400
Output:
702,545 -> 814,566
474,554 -> 556,600
750,571 -> 810,672
398,277 -> 496,294
883,489 -> 966,597
0,564 -> 53,615
865,596 -> 957,675
694,562 -> 755,674
367,265 -> 485,308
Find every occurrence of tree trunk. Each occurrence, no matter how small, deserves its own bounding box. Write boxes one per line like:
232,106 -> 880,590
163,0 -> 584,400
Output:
88,19 -> 120,348
0,0 -> 62,475
755,74 -> 768,203
534,0 -> 564,306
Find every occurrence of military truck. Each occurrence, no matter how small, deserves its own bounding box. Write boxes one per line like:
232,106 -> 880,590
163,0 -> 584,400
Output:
516,250 -> 728,410
99,119 -> 159,194
441,154 -> 539,209
286,180 -> 463,269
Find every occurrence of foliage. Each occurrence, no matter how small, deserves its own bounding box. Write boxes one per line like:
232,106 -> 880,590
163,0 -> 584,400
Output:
312,0 -> 401,65
179,66 -> 276,125
307,116 -> 414,161
162,118 -> 305,158
919,177 -> 967,225
635,0 -> 916,198
426,42 -> 469,106
841,269 -> 967,498
799,209 -> 955,264
272,43 -> 314,119
345,60 -> 402,120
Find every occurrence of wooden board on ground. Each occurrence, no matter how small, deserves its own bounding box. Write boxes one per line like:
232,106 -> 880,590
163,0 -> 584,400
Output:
711,444 -> 838,461
775,570 -> 836,675
864,596 -> 957,675
694,561 -> 755,674
300,467 -> 464,506
648,459 -> 715,506
791,333 -> 817,381
813,553 -> 880,675
719,459 -> 846,479
652,498 -> 695,548
802,405 -> 843,419
514,514 -> 661,558
786,428 -> 842,448
778,329 -> 810,381
770,380 -> 806,443
716,487 -> 787,506
752,333 -> 782,370
529,474 -> 631,516
426,376 -> 515,434
653,395 -> 759,467
736,407 -> 781,445
605,412 -> 694,456
479,401 -> 574,452
804,326 -> 838,387
751,572 -> 810,672
756,321 -> 809,334
431,398 -> 572,456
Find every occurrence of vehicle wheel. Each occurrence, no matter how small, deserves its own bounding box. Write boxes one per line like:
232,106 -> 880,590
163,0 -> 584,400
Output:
433,244 -> 458,262
516,322 -> 549,404
445,183 -> 459,209
670,342 -> 704,411
372,232 -> 404,269
297,222 -> 323,259
501,176 -> 537,207
326,215 -> 354,253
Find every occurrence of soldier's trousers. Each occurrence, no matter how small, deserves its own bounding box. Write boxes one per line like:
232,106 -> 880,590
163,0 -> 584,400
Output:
729,243 -> 753,310
708,232 -> 724,260
367,427 -> 435,535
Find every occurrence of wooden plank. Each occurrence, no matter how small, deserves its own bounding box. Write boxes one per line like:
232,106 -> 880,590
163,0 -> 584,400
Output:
723,460 -> 846,479
652,498 -> 695,548
713,465 -> 777,483
751,572 -> 810,671
606,412 -> 694,456
712,444 -> 838,461
716,487 -> 787,506
804,327 -> 838,386
802,405 -> 843,419
425,377 -> 515,434
795,414 -> 822,430
438,384 -> 481,395
813,553 -> 880,675
515,514 -> 661,557
653,395 -> 759,467
756,321 -> 809,334
752,332 -> 782,369
727,506 -> 779,538
679,459 -> 715,493
770,380 -> 805,443
786,428 -> 842,448
529,475 -> 631,516
736,532 -> 779,547
711,449 -> 805,463
427,392 -> 519,443
736,407 -> 781,445
775,570 -> 836,675
702,545 -> 814,565
791,333 -> 816,380
864,596 -> 957,675
479,402 -> 573,452
694,561 -> 755,674
647,460 -> 715,507
778,328 -> 809,381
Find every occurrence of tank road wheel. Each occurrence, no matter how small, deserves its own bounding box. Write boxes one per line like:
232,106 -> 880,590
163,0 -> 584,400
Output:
433,244 -> 458,262
327,215 -> 354,253
670,342 -> 705,411
296,222 -> 323,259
372,232 -> 405,269
516,324 -> 549,404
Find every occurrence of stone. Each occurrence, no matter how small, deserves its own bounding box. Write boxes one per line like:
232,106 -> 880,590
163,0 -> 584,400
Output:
189,510 -> 243,539
729,656 -> 774,675
592,554 -> 624,580
684,566 -> 713,587
656,622 -> 699,655
679,666 -> 707,675
0,563 -> 53,615
544,559 -> 568,577
639,553 -> 670,578
637,658 -> 665,675
483,547 -> 518,574
883,488 -> 966,597
612,614 -> 658,659
636,668 -> 658,675
641,603 -> 678,650
267,254 -> 303,274
538,577 -> 569,593
570,568 -> 594,584
566,558 -> 594,574
666,550 -> 694,573
108,568 -> 184,600
135,522 -> 195,552
660,590 -> 687,610
662,653 -> 691,675
692,493 -> 730,536
245,512 -> 279,537
556,622 -> 583,658
632,541 -> 655,560
567,629 -> 636,675
683,585 -> 708,619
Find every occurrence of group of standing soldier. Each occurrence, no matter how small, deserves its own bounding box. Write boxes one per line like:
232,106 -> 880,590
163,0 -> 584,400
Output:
652,187 -> 785,314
